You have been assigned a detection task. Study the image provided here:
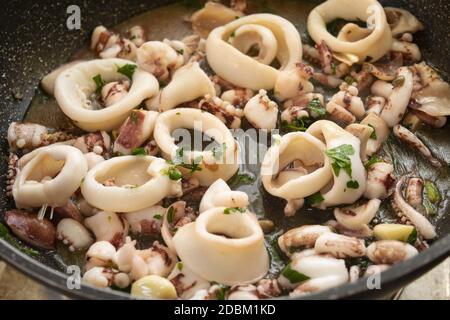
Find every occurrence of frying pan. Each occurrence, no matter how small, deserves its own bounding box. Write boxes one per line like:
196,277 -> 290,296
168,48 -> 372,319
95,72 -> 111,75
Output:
0,0 -> 449,300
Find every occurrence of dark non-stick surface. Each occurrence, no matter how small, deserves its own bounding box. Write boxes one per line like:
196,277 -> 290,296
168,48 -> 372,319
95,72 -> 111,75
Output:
0,0 -> 449,299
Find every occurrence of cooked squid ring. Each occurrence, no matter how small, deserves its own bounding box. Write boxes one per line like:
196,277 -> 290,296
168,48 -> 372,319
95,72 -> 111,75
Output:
261,132 -> 332,201
230,24 -> 278,65
306,120 -> 366,208
307,0 -> 392,64
199,179 -> 249,213
13,145 -> 88,208
81,156 -> 182,213
153,108 -> 239,186
206,14 -> 302,90
54,58 -> 159,132
155,62 -> 216,112
172,207 -> 269,286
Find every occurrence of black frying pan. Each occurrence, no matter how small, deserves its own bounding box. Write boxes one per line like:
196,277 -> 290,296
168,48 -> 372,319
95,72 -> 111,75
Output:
0,0 -> 449,300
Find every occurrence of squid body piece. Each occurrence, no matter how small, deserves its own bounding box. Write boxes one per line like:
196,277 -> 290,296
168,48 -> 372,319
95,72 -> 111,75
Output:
154,62 -> 216,112
307,0 -> 392,64
172,207 -> 269,286
206,13 -> 302,90
81,156 -> 182,213
154,108 -> 239,186
54,58 -> 159,132
199,178 -> 249,213
306,120 -> 366,208
13,145 -> 88,208
261,132 -> 332,201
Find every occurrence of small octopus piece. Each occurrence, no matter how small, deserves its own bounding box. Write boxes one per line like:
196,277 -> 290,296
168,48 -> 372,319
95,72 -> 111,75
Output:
244,89 -> 279,130
393,124 -> 442,167
56,218 -> 94,252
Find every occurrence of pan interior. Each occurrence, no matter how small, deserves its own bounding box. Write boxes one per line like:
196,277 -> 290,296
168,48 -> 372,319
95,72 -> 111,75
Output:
6,0 -> 450,288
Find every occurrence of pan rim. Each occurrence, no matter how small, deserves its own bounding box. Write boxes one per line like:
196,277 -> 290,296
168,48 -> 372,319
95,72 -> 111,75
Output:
1,233 -> 449,299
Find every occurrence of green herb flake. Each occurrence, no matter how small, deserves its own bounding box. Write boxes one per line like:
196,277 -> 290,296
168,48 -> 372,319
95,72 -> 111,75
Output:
177,262 -> 183,271
130,111 -> 138,124
131,147 -> 147,156
212,143 -> 227,161
166,166 -> 183,181
117,64 -> 137,79
176,49 -> 184,55
214,283 -> 229,300
281,264 -> 310,283
325,144 -> 355,177
92,74 -> 105,91
344,75 -> 356,85
368,124 -> 377,140
167,206 -> 175,224
346,180 -> 359,189
153,214 -> 162,220
307,98 -> 326,117
407,228 -> 417,245
364,155 -> 381,169
223,207 -> 246,215
306,191 -> 324,205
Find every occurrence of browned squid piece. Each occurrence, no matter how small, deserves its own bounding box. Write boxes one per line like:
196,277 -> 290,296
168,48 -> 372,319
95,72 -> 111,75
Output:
4,210 -> 56,250
393,124 -> 442,168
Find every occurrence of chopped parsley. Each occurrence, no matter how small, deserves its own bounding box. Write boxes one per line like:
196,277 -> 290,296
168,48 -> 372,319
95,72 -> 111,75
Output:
130,111 -> 138,124
364,155 -> 381,169
368,124 -> 377,140
92,74 -> 105,91
117,63 -> 137,79
167,206 -> 175,224
282,117 -> 313,132
307,98 -> 326,117
325,144 -> 355,177
223,207 -> 246,215
176,48 -> 184,55
344,75 -> 356,85
306,191 -> 324,205
228,173 -> 255,186
163,166 -> 183,181
213,283 -> 229,300
177,262 -> 183,271
346,180 -> 360,189
131,147 -> 147,156
153,214 -> 162,220
168,147 -> 203,175
407,228 -> 417,245
281,264 -> 310,283
212,143 -> 227,161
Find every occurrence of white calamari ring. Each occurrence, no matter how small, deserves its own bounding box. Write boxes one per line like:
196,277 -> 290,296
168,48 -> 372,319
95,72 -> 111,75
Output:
81,156 -> 182,213
154,108 -> 239,186
54,58 -> 159,132
172,207 -> 269,286
306,120 -> 366,208
307,0 -> 392,64
261,132 -> 332,201
199,179 -> 249,213
13,145 -> 88,208
206,14 -> 302,90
